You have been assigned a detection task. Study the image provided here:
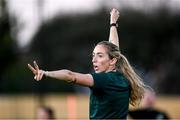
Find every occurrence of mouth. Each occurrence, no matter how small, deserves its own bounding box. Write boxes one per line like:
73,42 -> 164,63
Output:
93,65 -> 98,71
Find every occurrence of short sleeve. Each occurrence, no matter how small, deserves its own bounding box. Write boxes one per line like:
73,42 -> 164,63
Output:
90,72 -> 108,91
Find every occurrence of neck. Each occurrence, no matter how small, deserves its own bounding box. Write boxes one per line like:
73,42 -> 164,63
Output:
106,66 -> 117,73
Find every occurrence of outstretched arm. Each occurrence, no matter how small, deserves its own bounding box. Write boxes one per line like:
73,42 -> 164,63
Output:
28,61 -> 94,87
108,8 -> 120,47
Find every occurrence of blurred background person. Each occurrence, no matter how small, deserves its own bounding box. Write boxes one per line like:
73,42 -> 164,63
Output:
128,89 -> 170,119
37,106 -> 55,120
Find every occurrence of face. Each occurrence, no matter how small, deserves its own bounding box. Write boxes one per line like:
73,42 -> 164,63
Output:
37,108 -> 50,120
141,90 -> 155,108
92,44 -> 113,73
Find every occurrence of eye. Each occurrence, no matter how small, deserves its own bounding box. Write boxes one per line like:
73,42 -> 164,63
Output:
98,54 -> 103,58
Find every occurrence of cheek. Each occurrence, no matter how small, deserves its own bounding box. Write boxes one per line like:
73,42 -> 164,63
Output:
99,59 -> 110,67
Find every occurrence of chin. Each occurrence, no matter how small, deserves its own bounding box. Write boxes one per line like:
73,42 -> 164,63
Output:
95,70 -> 105,73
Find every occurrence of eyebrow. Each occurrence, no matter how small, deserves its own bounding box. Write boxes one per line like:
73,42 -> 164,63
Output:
92,52 -> 105,55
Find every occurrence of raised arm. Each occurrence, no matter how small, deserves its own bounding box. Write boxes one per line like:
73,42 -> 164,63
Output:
108,8 -> 120,47
27,61 -> 94,87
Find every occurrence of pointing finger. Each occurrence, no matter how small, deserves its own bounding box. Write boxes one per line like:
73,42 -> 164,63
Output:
28,64 -> 37,74
33,61 -> 39,70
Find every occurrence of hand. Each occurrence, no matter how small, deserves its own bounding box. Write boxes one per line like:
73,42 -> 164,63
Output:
110,8 -> 120,24
27,61 -> 45,81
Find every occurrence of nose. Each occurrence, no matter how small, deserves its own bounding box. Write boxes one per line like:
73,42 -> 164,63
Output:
92,56 -> 97,63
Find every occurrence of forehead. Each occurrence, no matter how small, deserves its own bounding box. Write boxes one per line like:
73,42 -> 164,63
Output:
93,44 -> 107,53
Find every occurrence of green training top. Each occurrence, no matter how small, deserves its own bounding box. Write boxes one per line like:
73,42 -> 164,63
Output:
90,71 -> 130,119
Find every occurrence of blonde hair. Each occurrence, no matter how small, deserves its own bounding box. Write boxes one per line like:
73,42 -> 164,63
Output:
97,41 -> 148,106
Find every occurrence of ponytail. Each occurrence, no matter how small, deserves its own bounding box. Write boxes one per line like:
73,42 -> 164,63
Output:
117,54 -> 148,106
97,41 -> 149,106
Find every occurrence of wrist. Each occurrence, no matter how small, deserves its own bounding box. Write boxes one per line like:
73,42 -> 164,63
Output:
44,71 -> 49,77
110,23 -> 118,28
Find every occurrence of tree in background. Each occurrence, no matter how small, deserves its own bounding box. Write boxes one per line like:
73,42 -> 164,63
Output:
29,7 -> 180,94
1,5 -> 180,94
0,0 -> 19,93
29,9 -> 108,93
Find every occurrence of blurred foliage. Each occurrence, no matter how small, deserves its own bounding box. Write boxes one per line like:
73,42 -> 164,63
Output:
0,5 -> 180,94
0,0 -> 19,93
28,9 -> 109,93
119,8 -> 180,94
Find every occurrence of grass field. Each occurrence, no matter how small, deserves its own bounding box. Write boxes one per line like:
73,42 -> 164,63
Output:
0,94 -> 179,119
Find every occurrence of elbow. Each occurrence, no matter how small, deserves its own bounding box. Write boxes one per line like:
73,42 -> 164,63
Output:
65,70 -> 76,83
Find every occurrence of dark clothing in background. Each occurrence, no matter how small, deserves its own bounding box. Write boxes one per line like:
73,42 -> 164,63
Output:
129,108 -> 169,119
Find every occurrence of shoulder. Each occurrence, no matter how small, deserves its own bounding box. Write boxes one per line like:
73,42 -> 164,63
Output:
91,72 -> 109,80
90,71 -> 129,90
90,72 -> 112,91
91,71 -> 122,82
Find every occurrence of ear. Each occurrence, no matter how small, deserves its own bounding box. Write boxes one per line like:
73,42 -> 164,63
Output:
110,58 -> 117,65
